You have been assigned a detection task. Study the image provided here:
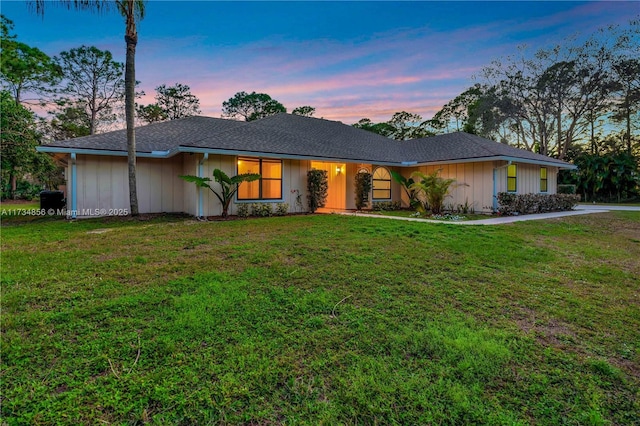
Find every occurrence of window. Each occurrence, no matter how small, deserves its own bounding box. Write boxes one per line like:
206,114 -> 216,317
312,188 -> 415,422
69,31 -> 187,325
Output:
507,164 -> 517,192
237,157 -> 282,200
540,167 -> 548,193
372,167 -> 391,200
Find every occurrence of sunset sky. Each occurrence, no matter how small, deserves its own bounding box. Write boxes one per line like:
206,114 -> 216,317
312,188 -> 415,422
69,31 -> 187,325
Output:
3,1 -> 638,124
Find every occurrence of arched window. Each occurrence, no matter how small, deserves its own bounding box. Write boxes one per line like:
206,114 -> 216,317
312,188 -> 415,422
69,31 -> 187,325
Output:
372,167 -> 391,200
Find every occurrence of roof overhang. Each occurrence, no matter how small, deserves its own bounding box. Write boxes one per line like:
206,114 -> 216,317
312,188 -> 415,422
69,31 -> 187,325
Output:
411,155 -> 576,170
37,146 -> 576,170
177,146 -> 404,167
37,146 -> 180,158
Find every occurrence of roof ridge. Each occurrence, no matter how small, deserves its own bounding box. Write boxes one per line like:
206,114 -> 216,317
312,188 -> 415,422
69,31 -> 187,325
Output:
457,132 -> 499,157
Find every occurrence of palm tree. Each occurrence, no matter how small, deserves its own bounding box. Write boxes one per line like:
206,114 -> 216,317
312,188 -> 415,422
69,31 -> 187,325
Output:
31,0 -> 145,216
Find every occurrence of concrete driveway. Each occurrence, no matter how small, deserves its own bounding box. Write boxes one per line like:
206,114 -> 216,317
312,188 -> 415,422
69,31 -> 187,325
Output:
336,203 -> 639,226
575,204 -> 640,212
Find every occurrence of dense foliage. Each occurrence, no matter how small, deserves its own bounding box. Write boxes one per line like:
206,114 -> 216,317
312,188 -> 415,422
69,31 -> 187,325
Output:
0,90 -> 61,199
410,170 -> 459,215
306,169 -> 328,213
497,192 -> 581,215
222,91 -> 287,122
354,171 -> 372,210
563,152 -> 639,202
137,83 -> 201,123
54,45 -> 125,134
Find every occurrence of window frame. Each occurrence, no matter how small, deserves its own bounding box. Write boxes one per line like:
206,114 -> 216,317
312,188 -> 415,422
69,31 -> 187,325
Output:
236,157 -> 283,201
540,167 -> 548,193
507,164 -> 517,193
372,166 -> 392,200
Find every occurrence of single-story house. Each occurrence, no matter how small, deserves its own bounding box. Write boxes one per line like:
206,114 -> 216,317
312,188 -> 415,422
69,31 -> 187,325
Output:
38,113 -> 575,217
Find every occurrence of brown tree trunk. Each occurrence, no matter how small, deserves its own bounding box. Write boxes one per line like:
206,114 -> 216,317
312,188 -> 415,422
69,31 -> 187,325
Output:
626,101 -> 632,154
125,7 -> 139,216
9,170 -> 17,200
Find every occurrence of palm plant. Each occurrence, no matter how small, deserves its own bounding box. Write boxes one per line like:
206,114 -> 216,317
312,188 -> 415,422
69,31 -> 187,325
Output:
390,170 -> 418,208
31,1 -> 146,215
409,170 -> 459,215
181,169 -> 260,218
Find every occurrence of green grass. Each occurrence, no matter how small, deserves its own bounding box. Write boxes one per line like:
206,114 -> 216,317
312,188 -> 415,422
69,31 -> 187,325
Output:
2,212 -> 639,424
0,200 -> 39,211
580,202 -> 640,207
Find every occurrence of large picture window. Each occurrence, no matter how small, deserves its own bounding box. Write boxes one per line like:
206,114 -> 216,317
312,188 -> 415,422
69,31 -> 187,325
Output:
237,157 -> 282,200
507,164 -> 517,193
540,167 -> 548,193
372,167 -> 391,200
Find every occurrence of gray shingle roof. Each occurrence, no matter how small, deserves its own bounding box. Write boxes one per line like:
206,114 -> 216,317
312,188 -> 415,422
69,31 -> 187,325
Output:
41,113 -> 572,167
183,113 -> 409,163
405,132 -> 570,166
44,116 -> 246,153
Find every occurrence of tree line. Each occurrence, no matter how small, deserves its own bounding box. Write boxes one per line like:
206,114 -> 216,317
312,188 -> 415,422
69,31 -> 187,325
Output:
1,8 -> 638,203
0,12 -> 315,200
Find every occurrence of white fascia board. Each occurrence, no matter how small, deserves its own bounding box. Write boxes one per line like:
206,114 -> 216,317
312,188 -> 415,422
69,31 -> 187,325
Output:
37,146 -> 576,170
411,155 -> 576,169
498,156 -> 576,169
36,146 -> 180,158
177,146 -> 403,167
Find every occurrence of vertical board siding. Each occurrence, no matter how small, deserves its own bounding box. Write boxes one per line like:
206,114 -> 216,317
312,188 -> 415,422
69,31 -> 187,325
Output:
73,154 -> 562,217
406,162 -> 496,213
182,154 -> 198,216
548,167 -> 558,193
286,159 -> 311,213
200,156 -> 312,216
389,167 -> 402,204
76,154 -> 185,216
201,154 -> 233,217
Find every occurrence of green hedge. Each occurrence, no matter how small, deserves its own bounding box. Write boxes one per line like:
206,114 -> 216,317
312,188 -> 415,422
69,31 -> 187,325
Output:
372,201 -> 402,211
497,192 -> 580,215
557,184 -> 576,194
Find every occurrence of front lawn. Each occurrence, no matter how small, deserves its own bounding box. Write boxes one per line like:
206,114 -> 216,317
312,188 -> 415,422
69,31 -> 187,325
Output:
0,200 -> 40,212
1,213 -> 639,424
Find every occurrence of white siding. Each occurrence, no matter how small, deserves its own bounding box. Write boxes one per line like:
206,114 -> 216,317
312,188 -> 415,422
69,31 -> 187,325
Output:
75,154 -> 186,216
406,162 -> 497,213
71,153 -> 562,217
182,154 -> 199,216
495,161 -> 559,195
199,156 -> 312,217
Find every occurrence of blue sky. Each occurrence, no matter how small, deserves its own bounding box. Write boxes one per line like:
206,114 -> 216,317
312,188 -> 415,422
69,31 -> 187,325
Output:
3,1 -> 638,123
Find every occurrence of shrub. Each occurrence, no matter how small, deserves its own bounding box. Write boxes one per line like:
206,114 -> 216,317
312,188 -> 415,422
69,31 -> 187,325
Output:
2,181 -> 43,201
372,201 -> 402,211
180,168 -> 260,218
410,170 -> 462,215
236,203 -> 250,218
497,192 -> 580,215
251,203 -> 273,217
354,171 -> 372,210
455,198 -> 475,214
274,203 -> 289,216
557,184 -> 576,194
290,189 -> 304,213
307,169 -> 328,213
